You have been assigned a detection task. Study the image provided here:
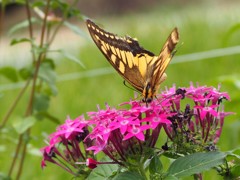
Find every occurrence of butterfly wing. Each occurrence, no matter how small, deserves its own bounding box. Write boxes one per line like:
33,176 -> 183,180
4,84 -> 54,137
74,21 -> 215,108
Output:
152,28 -> 179,88
86,19 -> 156,93
142,28 -> 179,102
86,19 -> 179,102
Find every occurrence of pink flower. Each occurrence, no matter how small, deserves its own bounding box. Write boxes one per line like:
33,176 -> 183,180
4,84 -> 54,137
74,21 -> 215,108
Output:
195,105 -> 219,119
40,83 -> 233,176
123,124 -> 149,141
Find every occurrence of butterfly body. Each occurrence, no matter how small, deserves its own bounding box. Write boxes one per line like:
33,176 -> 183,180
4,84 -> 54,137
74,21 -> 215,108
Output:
86,19 -> 179,103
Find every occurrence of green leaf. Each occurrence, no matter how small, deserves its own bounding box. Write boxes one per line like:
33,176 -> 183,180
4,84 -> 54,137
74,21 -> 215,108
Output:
149,154 -> 163,174
226,148 -> 240,160
64,21 -> 89,39
33,93 -> 50,112
167,152 -> 226,178
8,18 -> 38,35
60,50 -> 86,68
31,1 -> 46,7
163,175 -> 178,180
113,171 -> 145,180
12,116 -> 37,134
230,147 -> 240,156
231,164 -> 240,178
19,66 -> 33,80
223,23 -> 240,45
15,0 -> 26,5
38,61 -> 58,95
10,38 -> 32,46
87,158 -> 119,180
50,0 -> 68,11
0,66 -> 18,82
0,172 -> 11,180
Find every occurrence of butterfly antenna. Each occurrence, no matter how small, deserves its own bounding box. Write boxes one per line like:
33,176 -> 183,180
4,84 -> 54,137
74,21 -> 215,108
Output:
123,81 -> 138,92
123,81 -> 142,102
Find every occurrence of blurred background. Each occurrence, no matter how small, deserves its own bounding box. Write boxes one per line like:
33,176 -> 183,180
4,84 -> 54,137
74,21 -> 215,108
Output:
1,0 -> 240,179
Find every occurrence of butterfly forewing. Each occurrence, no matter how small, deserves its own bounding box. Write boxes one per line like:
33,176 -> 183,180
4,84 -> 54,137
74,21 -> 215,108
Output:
86,19 -> 156,92
86,19 -> 179,102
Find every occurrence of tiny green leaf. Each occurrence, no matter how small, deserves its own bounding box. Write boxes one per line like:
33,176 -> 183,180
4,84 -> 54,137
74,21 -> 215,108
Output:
38,62 -> 58,95
10,38 -> 32,46
12,116 -> 37,134
33,93 -> 50,112
87,158 -> 119,180
31,1 -> 46,7
163,175 -> 178,180
113,171 -> 145,180
167,152 -> 226,178
19,66 -> 33,80
15,0 -> 26,5
61,50 -> 86,68
0,66 -> 18,82
223,23 -> 240,45
8,18 -> 38,35
64,21 -> 89,39
231,164 -> 240,178
149,154 -> 163,174
0,172 -> 10,180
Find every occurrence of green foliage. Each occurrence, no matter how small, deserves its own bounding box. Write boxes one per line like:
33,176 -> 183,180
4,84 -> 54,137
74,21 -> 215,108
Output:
0,0 -> 86,179
60,50 -> 86,68
8,18 -> 38,35
87,158 -> 119,180
0,67 -> 18,82
12,116 -> 37,134
38,60 -> 58,95
113,171 -> 145,180
64,21 -> 89,39
166,152 -> 226,178
149,154 -> 163,174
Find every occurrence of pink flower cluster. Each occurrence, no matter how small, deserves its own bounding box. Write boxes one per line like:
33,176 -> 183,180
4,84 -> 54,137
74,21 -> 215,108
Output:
41,83 -> 232,174
160,83 -> 232,153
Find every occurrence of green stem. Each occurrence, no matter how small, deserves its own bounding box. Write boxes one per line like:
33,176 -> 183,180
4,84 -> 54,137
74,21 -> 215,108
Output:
48,0 -> 79,45
139,162 -> 148,180
8,135 -> 23,177
15,0 -> 51,179
16,130 -> 30,180
25,0 -> 36,62
0,78 -> 31,129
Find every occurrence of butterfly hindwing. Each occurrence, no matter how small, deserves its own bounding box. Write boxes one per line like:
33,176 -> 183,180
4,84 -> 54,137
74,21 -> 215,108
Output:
86,19 -> 179,102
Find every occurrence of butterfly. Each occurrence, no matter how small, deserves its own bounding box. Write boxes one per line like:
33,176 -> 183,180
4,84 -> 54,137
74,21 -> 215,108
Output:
86,19 -> 179,103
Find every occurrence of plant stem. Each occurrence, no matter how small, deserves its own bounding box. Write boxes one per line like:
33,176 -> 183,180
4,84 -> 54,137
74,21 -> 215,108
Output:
16,129 -> 30,180
25,0 -> 36,62
25,0 -> 50,116
139,161 -> 148,180
8,134 -> 23,176
0,78 -> 31,129
14,0 -> 51,179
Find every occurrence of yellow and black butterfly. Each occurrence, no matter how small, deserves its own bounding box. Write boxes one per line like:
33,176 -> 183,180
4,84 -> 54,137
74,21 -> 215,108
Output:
86,19 -> 179,103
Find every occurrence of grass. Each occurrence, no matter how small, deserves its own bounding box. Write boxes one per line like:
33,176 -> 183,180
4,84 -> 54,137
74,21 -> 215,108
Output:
1,2 -> 240,179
